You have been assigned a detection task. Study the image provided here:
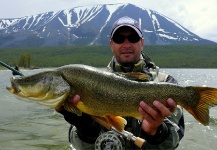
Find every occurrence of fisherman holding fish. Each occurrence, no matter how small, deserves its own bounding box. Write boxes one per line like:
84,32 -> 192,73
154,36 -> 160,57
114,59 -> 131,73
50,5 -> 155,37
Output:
58,16 -> 185,149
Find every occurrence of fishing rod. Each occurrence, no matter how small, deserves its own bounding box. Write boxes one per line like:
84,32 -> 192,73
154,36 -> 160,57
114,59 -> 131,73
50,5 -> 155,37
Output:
92,116 -> 145,149
0,61 -> 24,76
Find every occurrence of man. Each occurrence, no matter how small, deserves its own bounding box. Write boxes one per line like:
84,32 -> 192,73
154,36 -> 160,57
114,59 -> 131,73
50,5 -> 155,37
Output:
58,16 -> 184,149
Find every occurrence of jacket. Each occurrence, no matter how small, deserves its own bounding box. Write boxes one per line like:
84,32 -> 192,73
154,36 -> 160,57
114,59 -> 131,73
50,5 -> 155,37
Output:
60,53 -> 185,149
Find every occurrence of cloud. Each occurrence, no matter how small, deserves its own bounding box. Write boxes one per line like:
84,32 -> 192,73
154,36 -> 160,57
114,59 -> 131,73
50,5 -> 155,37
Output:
138,0 -> 217,42
176,0 -> 217,41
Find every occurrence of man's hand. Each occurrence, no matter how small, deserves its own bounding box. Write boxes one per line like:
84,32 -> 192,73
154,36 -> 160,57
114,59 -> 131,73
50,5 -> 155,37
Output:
70,94 -> 80,105
138,98 -> 176,136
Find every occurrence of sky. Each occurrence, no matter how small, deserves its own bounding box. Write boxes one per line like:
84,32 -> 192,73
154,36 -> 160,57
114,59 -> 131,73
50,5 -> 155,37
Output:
0,0 -> 217,43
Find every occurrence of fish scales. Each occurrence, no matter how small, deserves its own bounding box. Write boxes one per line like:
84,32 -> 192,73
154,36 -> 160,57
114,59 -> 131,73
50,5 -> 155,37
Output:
58,65 -> 199,117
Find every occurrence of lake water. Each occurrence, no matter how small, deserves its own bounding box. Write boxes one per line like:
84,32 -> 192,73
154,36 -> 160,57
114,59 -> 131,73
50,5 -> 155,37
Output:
0,68 -> 217,150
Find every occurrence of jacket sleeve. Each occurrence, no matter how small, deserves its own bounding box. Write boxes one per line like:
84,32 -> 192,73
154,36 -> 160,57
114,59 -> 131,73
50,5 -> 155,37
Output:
58,109 -> 102,143
141,106 -> 185,149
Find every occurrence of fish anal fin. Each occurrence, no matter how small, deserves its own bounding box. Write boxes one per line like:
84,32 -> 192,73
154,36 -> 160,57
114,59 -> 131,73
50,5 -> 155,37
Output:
180,86 -> 217,125
91,116 -> 127,132
91,116 -> 112,130
104,115 -> 127,132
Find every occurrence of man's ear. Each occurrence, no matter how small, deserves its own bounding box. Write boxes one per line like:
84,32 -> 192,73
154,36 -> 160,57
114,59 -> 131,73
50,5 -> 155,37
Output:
141,38 -> 144,47
109,40 -> 113,46
110,40 -> 114,53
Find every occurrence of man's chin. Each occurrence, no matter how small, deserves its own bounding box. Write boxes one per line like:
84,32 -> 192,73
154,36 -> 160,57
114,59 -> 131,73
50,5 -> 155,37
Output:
119,59 -> 135,66
121,53 -> 134,59
121,54 -> 134,60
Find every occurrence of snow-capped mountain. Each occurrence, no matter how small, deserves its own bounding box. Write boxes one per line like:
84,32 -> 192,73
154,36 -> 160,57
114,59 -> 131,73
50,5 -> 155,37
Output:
0,3 -> 215,48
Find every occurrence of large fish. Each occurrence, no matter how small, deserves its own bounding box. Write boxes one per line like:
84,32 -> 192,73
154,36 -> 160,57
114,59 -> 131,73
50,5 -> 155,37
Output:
6,64 -> 217,131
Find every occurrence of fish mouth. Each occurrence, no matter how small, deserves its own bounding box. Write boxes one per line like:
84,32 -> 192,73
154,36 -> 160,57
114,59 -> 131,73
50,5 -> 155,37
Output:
6,77 -> 21,93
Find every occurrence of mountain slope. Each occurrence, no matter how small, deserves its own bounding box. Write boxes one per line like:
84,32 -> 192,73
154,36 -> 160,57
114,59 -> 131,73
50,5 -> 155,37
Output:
0,3 -> 215,48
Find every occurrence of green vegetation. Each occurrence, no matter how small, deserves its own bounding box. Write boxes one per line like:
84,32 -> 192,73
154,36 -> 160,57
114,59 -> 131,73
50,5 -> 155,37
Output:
18,53 -> 32,68
0,45 -> 217,69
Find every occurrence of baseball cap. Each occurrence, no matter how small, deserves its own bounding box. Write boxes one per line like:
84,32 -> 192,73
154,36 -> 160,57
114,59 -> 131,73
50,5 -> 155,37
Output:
110,16 -> 143,39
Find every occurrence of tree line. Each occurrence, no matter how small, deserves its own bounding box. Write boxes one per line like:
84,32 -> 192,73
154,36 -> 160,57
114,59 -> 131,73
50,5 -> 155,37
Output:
0,45 -> 217,69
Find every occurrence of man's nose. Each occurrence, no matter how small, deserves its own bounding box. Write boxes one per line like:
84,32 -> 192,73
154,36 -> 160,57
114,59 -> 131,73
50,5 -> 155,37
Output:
122,38 -> 131,46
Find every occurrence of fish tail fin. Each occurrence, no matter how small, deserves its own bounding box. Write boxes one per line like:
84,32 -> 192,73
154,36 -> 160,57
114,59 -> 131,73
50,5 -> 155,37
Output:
181,86 -> 217,125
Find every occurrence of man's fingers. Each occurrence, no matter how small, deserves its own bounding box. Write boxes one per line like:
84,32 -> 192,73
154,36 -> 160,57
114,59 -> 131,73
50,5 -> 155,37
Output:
69,94 -> 80,105
153,100 -> 171,118
139,101 -> 163,122
167,98 -> 176,107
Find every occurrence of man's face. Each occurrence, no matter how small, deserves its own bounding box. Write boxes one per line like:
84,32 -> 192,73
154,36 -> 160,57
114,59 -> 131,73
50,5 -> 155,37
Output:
110,27 -> 144,66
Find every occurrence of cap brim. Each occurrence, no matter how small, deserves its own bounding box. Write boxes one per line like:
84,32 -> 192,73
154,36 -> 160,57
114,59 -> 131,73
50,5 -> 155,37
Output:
111,25 -> 143,39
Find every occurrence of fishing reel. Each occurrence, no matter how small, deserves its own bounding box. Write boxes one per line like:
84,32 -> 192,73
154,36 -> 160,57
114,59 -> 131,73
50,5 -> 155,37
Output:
95,130 -> 125,150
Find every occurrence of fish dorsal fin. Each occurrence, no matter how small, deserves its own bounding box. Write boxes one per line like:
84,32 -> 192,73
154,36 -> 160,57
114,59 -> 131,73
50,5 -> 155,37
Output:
116,72 -> 151,82
64,101 -> 82,116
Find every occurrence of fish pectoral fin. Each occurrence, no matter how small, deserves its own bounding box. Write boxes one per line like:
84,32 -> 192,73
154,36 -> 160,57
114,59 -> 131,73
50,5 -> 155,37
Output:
64,101 -> 82,116
104,115 -> 127,132
116,72 -> 151,81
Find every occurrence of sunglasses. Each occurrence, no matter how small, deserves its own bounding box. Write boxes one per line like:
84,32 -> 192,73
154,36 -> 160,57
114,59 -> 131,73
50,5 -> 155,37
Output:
112,34 -> 141,44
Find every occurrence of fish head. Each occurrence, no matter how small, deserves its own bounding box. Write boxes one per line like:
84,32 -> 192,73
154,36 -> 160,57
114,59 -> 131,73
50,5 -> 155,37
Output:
6,71 -> 71,108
